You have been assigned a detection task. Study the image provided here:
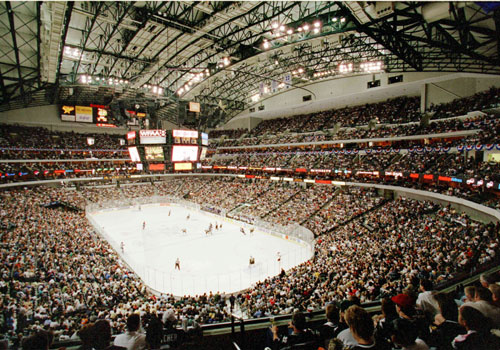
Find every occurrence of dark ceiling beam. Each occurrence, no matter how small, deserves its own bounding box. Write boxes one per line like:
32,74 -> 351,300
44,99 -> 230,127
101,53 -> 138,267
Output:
0,67 -> 7,103
91,2 -> 136,75
54,1 -> 74,88
419,21 -> 499,66
6,2 -> 25,97
494,8 -> 500,59
160,2 -> 304,88
450,4 -> 475,49
73,2 -> 104,76
108,2 -> 170,75
126,2 -> 204,79
36,1 -> 41,88
341,9 -> 423,71
65,45 -> 155,64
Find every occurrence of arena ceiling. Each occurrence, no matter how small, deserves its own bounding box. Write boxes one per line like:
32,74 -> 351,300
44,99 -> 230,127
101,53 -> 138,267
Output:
0,1 -> 499,128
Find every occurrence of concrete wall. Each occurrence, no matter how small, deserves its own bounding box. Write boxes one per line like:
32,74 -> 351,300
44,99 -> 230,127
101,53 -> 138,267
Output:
0,104 -> 130,134
224,116 -> 262,131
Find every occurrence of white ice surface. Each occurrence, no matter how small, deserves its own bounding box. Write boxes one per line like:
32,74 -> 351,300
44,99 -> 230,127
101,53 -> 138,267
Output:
88,203 -> 312,296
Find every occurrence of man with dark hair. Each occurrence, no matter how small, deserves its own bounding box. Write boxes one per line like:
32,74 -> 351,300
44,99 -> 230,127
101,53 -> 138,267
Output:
317,303 -> 345,347
113,314 -> 147,350
269,311 -> 316,349
453,306 -> 500,349
21,331 -> 51,350
340,305 -> 390,350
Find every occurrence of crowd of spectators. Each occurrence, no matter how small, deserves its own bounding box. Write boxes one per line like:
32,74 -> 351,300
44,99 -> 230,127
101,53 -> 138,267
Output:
0,149 -> 127,160
1,88 -> 500,349
429,86 -> 500,119
208,128 -> 247,139
0,125 -> 125,151
245,96 -> 421,137
213,114 -> 499,149
1,178 -> 499,350
210,87 -> 500,147
303,188 -> 383,235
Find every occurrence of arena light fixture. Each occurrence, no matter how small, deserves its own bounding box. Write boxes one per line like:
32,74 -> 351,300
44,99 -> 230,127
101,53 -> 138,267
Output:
303,24 -> 310,31
313,28 -> 320,34
341,17 -> 346,23
314,21 -> 321,28
287,29 -> 293,35
360,61 -> 383,72
271,22 -> 279,29
338,63 -> 353,73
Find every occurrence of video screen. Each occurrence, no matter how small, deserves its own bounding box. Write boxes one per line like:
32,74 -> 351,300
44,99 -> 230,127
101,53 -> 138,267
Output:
201,132 -> 208,146
171,145 -> 199,162
145,146 -> 165,161
149,163 -> 165,171
199,147 -> 208,160
128,146 -> 141,162
174,162 -> 193,171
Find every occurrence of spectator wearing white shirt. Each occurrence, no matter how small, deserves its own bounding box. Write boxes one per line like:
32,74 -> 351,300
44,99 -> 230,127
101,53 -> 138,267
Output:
113,314 -> 146,350
416,279 -> 439,317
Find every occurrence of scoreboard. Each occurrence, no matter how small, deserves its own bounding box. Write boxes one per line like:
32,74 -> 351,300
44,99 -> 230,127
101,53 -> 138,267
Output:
127,129 -> 208,171
60,104 -> 117,126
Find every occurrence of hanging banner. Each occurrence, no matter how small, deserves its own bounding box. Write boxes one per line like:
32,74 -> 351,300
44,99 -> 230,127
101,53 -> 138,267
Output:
284,73 -> 292,89
271,80 -> 278,93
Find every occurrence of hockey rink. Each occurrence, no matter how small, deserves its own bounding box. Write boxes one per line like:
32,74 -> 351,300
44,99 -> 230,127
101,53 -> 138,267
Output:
88,203 -> 313,296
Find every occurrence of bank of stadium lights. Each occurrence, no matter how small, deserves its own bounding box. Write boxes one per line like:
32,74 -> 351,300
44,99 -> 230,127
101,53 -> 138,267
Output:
177,68 -> 210,96
264,20 -> 327,50
360,61 -> 383,73
335,61 -> 384,75
313,69 -> 335,79
338,63 -> 353,74
142,84 -> 163,95
292,67 -> 305,76
64,46 -> 82,59
217,57 -> 231,68
80,74 -> 129,85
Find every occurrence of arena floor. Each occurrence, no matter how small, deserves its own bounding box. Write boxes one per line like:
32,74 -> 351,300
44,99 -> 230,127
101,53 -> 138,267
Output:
88,203 -> 312,296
